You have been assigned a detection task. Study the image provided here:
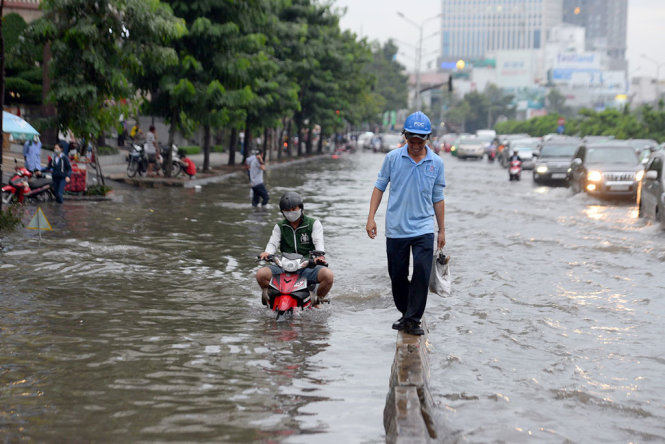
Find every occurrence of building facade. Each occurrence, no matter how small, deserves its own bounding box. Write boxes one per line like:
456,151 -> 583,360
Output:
562,0 -> 628,71
3,0 -> 42,23
440,0 -> 563,62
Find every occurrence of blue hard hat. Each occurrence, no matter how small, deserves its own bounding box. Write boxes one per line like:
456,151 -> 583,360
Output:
403,111 -> 432,135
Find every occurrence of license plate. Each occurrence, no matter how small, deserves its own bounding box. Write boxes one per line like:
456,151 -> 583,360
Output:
551,173 -> 567,179
609,184 -> 629,191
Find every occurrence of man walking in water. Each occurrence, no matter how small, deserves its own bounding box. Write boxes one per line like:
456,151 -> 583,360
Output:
245,150 -> 269,207
365,111 -> 446,335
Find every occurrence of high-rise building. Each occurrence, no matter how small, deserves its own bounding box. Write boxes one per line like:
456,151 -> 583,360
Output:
440,0 -> 563,62
562,0 -> 627,70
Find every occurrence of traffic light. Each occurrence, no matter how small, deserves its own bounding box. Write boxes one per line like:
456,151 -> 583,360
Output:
448,76 -> 453,92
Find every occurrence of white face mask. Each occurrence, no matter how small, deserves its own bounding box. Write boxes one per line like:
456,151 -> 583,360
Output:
283,209 -> 302,222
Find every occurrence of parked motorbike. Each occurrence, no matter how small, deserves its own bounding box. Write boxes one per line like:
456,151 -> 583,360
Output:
509,158 -> 523,181
158,143 -> 183,177
2,161 -> 54,204
259,250 -> 328,320
126,143 -> 148,177
127,143 -> 184,178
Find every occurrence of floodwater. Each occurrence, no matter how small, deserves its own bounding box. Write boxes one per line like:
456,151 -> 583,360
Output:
1,150 -> 664,443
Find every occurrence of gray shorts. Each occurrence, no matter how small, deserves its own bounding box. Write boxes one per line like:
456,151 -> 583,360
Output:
269,264 -> 325,287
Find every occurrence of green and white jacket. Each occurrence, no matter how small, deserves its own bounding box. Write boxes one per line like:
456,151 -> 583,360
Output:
265,214 -> 325,256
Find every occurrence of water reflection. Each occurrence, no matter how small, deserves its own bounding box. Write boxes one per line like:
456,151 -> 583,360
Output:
2,151 -> 664,442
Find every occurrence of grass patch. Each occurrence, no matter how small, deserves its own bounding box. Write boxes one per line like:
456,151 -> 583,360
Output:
85,184 -> 112,196
96,146 -> 118,155
0,204 -> 23,233
179,146 -> 201,155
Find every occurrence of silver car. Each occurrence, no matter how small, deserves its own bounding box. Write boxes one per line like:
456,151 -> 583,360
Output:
638,151 -> 665,228
509,138 -> 541,170
569,143 -> 645,200
456,136 -> 485,159
380,133 -> 405,153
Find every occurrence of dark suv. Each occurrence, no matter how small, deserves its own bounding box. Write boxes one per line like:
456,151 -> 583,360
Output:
568,143 -> 645,200
532,138 -> 581,185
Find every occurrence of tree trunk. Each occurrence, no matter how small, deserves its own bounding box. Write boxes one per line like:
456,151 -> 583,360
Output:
263,127 -> 268,158
296,123 -> 303,157
306,124 -> 313,154
228,128 -> 237,166
242,122 -> 252,165
203,124 -> 211,171
317,130 -> 324,153
165,109 -> 178,177
0,0 -> 5,212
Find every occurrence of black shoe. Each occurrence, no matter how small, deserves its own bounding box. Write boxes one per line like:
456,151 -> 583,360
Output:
392,317 -> 406,330
403,320 -> 424,336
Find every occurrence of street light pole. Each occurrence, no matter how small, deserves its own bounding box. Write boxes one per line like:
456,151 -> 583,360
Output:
641,53 -> 665,101
397,11 -> 441,110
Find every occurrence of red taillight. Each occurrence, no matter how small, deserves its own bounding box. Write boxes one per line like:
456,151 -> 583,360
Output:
274,295 -> 297,312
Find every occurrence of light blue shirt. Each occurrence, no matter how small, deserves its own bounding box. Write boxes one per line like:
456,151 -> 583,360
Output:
245,155 -> 264,187
23,140 -> 42,171
374,145 -> 445,238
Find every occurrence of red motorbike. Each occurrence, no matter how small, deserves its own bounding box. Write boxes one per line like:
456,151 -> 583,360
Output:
509,158 -> 523,181
260,251 -> 327,320
2,162 -> 54,204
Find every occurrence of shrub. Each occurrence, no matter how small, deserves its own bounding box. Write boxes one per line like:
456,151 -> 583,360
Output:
0,204 -> 23,233
96,146 -> 118,155
85,184 -> 112,196
212,145 -> 225,153
179,146 -> 201,155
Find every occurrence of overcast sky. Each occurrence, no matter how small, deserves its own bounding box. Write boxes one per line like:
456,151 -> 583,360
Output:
332,0 -> 665,79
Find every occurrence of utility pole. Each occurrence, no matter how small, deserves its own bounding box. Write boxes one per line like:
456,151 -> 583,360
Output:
1,0 -> 5,213
641,53 -> 664,103
396,11 -> 441,110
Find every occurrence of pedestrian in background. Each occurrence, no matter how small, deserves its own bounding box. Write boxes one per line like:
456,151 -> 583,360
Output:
38,143 -> 71,204
245,150 -> 269,207
23,135 -> 42,172
365,111 -> 446,336
145,125 -> 159,177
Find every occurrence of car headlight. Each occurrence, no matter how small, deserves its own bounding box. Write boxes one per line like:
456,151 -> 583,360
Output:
535,165 -> 548,174
635,170 -> 645,181
587,170 -> 603,182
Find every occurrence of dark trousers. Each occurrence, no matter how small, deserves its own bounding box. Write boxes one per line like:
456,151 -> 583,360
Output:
386,233 -> 434,322
252,183 -> 269,207
52,178 -> 67,204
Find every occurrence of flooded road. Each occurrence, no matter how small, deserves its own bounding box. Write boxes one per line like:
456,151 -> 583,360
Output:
1,150 -> 664,442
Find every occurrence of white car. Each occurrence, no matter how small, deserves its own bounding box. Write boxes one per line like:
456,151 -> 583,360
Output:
357,131 -> 374,150
456,136 -> 485,159
380,133 -> 405,152
508,138 -> 541,170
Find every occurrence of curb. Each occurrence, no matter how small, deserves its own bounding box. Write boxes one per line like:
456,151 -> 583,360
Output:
384,320 -> 451,443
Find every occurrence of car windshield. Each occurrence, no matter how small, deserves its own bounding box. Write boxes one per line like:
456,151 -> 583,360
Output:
458,136 -> 478,144
540,143 -> 578,158
586,147 -> 639,164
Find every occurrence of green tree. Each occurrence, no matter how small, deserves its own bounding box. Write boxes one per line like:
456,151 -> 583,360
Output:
3,13 -> 42,106
23,0 -> 184,179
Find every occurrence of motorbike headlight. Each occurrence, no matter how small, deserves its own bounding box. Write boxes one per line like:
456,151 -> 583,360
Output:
282,259 -> 299,273
536,165 -> 548,174
587,170 -> 603,182
635,170 -> 645,182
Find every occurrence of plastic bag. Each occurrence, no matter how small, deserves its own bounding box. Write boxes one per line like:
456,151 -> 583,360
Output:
429,250 -> 451,297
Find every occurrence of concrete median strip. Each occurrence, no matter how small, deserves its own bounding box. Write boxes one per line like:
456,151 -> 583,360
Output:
384,319 -> 452,443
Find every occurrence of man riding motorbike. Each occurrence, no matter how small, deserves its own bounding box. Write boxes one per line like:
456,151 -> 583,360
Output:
256,191 -> 334,306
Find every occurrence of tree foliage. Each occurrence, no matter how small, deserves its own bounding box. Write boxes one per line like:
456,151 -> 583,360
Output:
495,105 -> 665,142
22,0 -> 185,142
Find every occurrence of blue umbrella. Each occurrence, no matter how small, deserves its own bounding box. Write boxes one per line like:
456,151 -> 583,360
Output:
2,111 -> 40,139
